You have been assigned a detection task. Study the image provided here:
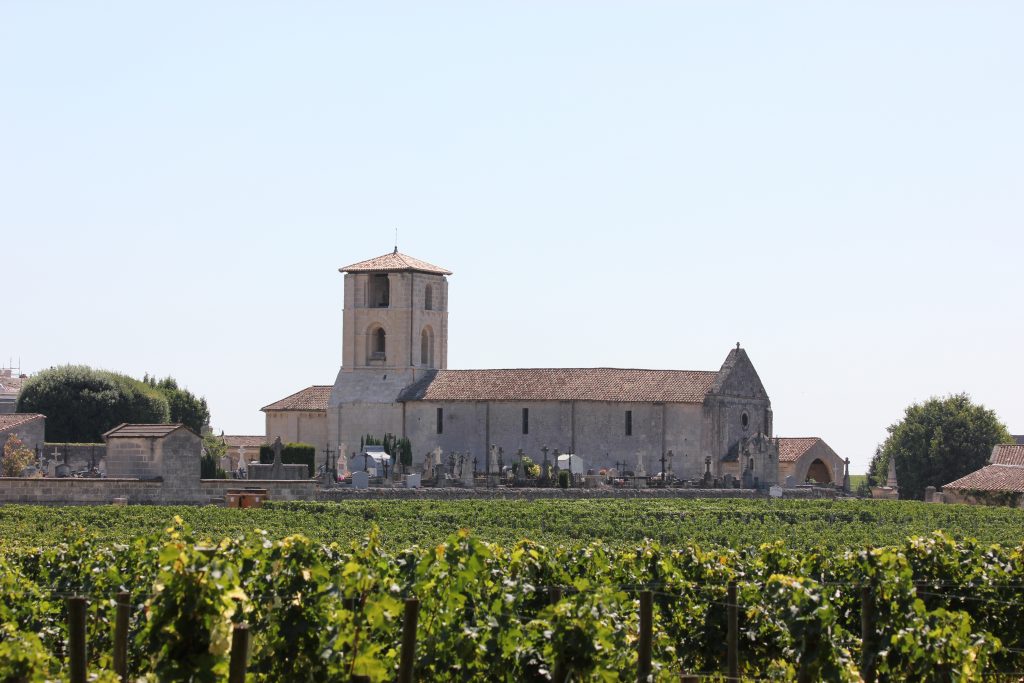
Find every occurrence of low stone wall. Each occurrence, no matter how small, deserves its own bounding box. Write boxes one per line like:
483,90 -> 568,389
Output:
0,477 -> 318,505
315,486 -> 845,501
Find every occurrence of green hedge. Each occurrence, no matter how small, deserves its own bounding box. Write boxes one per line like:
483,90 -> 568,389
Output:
259,442 -> 316,477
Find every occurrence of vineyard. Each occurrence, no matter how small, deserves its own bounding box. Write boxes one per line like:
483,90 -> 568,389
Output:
1,500 -> 1024,681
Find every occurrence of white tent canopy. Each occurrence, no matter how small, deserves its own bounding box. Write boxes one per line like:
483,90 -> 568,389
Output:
556,453 -> 586,475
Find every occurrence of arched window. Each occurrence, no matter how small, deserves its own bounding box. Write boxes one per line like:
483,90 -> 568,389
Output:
425,284 -> 433,311
420,326 -> 434,367
741,413 -> 749,430
368,325 -> 386,360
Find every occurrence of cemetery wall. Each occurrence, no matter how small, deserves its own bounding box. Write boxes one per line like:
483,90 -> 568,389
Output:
0,477 -> 318,505
316,486 -> 843,502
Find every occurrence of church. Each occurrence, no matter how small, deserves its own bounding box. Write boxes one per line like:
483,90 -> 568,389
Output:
262,249 -> 846,486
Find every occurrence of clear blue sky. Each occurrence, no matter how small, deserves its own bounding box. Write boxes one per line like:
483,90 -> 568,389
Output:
3,2 -> 1021,473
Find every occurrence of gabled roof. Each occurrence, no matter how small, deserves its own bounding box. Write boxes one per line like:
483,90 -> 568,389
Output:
103,423 -> 193,439
0,413 -> 45,431
340,249 -> 452,276
398,368 -> 718,403
222,435 -> 267,449
944,464 -> 1024,493
776,437 -> 822,463
261,386 -> 332,412
990,444 -> 1024,467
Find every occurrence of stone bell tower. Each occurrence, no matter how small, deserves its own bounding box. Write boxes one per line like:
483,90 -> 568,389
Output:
339,248 -> 451,372
328,249 -> 452,461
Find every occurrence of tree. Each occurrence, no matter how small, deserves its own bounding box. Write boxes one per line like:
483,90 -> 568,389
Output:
877,393 -> 1011,500
144,375 -> 210,434
17,366 -> 170,442
2,435 -> 35,477
201,433 -> 227,479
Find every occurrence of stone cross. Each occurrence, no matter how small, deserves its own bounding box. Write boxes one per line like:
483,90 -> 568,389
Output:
635,451 -> 646,477
271,437 -> 284,466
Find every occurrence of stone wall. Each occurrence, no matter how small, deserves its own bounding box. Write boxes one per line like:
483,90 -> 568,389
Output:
0,477 -> 317,505
315,486 -> 843,502
42,443 -> 106,474
0,417 -> 45,455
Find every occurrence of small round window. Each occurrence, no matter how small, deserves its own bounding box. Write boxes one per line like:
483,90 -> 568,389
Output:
741,413 -> 749,430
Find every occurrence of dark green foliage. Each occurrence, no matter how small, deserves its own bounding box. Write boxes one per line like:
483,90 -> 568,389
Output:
17,365 -> 170,442
144,375 -> 210,434
878,393 -> 1012,500
259,442 -> 315,477
201,434 -> 227,479
558,469 -> 570,488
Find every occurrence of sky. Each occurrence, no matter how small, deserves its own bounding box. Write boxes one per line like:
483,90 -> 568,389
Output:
2,2 -> 1021,474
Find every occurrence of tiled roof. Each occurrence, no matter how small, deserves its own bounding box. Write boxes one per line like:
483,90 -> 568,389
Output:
990,444 -> 1024,467
261,386 -> 332,412
0,375 -> 26,393
340,250 -> 452,275
776,437 -> 821,463
223,435 -> 267,449
398,368 -> 718,403
944,464 -> 1024,493
0,413 -> 44,431
103,424 -> 189,439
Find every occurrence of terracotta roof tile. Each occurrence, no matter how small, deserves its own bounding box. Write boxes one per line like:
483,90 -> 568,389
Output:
103,424 -> 189,439
340,250 -> 452,275
944,464 -> 1024,493
398,368 -> 718,403
0,413 -> 44,431
776,437 -> 821,463
990,444 -> 1024,467
261,386 -> 332,412
222,435 -> 268,449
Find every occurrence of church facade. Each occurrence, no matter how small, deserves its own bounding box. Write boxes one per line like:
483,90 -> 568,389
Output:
263,249 -> 846,486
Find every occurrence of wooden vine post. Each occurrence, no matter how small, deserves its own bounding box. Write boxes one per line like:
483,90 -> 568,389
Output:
861,585 -> 876,683
113,591 -> 130,681
228,623 -> 250,683
67,596 -> 87,683
637,590 -> 652,682
398,597 -> 420,683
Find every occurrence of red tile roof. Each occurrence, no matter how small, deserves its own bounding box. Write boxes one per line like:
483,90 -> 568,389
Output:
0,413 -> 44,431
222,435 -> 267,449
261,386 -> 332,412
340,250 -> 452,275
944,464 -> 1024,493
398,368 -> 718,403
103,424 -> 191,439
776,437 -> 821,463
990,444 -> 1024,466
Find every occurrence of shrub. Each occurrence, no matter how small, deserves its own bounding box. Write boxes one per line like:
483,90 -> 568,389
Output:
260,442 -> 316,477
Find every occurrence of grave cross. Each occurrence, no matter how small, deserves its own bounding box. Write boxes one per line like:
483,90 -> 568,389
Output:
540,446 -> 550,485
271,437 -> 284,466
660,450 -> 667,483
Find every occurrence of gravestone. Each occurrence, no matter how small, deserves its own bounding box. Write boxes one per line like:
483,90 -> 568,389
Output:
405,473 -> 421,488
769,485 -> 783,498
351,471 -> 369,489
784,475 -> 796,488
722,474 -> 734,488
461,453 -> 475,487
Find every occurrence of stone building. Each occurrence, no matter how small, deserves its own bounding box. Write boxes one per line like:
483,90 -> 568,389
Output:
259,249 -> 858,486
776,437 -> 847,486
261,386 -> 331,454
942,444 -> 1024,507
103,423 -> 201,488
0,413 -> 45,455
0,369 -> 28,415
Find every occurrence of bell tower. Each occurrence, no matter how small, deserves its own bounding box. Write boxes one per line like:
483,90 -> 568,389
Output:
339,248 -> 451,373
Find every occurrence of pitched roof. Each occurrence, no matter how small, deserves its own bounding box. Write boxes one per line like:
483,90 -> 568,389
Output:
0,413 -> 44,431
776,437 -> 821,463
944,464 -> 1024,493
103,423 -> 191,439
261,386 -> 332,412
340,250 -> 452,275
398,368 -> 718,403
990,444 -> 1024,467
222,435 -> 267,449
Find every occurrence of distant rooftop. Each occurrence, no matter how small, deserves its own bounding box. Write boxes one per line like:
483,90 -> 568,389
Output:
0,413 -> 44,431
103,424 -> 191,439
340,249 -> 452,276
262,386 -> 332,412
